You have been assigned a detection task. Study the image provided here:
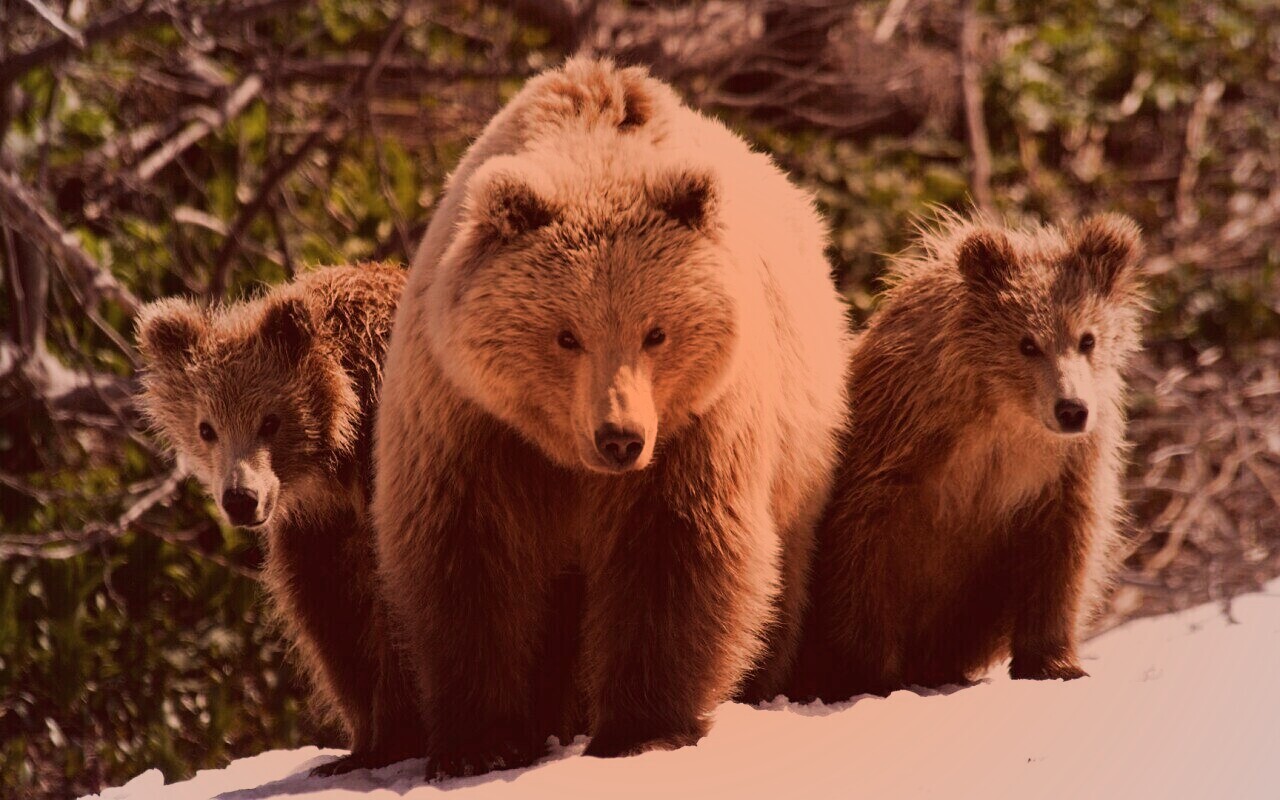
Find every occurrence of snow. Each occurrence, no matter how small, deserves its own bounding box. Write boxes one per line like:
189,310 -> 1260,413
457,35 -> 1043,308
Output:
88,582 -> 1280,800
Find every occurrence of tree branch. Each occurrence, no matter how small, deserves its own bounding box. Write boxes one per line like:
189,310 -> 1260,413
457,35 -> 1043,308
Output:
207,12 -> 409,295
18,0 -> 87,49
0,466 -> 187,560
0,0 -> 307,85
0,167 -> 141,315
960,0 -> 993,214
135,73 -> 264,182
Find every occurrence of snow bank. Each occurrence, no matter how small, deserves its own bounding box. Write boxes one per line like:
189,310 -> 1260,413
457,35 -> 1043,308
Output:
89,582 -> 1280,800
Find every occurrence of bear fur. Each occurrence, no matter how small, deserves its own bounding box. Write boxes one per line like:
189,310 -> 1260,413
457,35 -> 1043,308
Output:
373,58 -> 851,778
793,213 -> 1146,702
136,264 -> 424,775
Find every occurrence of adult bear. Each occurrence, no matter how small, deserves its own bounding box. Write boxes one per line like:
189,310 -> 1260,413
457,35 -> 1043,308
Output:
374,58 -> 850,779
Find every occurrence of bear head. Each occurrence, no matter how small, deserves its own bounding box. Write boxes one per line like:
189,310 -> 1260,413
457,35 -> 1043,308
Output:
136,293 -> 360,528
954,213 -> 1146,438
424,150 -> 746,474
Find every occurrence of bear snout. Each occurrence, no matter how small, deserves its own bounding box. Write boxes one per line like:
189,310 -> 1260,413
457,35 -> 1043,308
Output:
1053,398 -> 1089,434
594,423 -> 645,470
222,487 -> 264,527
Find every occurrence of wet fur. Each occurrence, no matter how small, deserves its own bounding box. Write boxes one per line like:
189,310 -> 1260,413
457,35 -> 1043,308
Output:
375,58 -> 850,778
136,264 -> 425,773
794,212 -> 1146,701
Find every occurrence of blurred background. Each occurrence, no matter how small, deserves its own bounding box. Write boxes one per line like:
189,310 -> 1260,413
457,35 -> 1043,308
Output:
1,0 -> 1277,795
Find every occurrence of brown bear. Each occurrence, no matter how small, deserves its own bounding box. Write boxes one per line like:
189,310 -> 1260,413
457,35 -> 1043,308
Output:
373,58 -> 851,778
793,213 -> 1146,702
136,264 -> 424,776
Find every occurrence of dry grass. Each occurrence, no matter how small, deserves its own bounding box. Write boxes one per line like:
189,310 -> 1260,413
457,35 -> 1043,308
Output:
1097,340 -> 1280,631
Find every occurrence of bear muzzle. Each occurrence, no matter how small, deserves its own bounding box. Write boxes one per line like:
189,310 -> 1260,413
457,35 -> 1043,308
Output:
221,487 -> 266,527
594,423 -> 646,470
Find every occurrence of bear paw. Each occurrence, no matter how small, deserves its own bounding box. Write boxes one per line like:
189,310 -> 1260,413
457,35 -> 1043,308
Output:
310,750 -> 395,778
1009,656 -> 1088,682
427,739 -> 541,781
584,726 -> 703,759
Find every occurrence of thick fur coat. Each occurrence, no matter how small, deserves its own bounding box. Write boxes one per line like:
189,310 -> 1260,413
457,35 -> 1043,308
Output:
136,264 -> 424,775
793,213 -> 1146,702
374,58 -> 851,778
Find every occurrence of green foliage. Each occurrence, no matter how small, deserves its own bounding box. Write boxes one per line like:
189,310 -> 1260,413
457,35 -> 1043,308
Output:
2,1 -> 1278,796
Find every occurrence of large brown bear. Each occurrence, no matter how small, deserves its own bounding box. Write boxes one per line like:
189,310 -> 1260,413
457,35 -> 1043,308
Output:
793,213 -> 1145,702
374,58 -> 851,778
136,264 -> 424,776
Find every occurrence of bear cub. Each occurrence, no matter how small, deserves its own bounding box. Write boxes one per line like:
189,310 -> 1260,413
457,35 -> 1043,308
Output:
136,264 -> 423,775
795,213 -> 1146,702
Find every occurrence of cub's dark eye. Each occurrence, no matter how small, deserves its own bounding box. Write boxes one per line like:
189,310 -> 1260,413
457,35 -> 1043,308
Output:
1019,337 -> 1041,357
259,414 -> 281,438
1079,333 -> 1096,354
643,327 -> 666,348
198,422 -> 217,442
557,330 -> 581,350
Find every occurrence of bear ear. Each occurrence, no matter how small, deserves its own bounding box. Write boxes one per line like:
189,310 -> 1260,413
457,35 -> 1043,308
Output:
956,228 -> 1018,291
649,168 -> 718,232
617,69 -> 653,130
260,297 -> 314,360
1073,213 -> 1144,295
136,298 -> 206,370
470,173 -> 557,242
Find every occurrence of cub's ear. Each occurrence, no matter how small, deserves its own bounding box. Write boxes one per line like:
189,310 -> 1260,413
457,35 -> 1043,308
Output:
956,227 -> 1018,291
469,171 -> 557,242
260,297 -> 314,359
649,168 -> 718,232
1073,213 -> 1144,295
136,298 -> 206,370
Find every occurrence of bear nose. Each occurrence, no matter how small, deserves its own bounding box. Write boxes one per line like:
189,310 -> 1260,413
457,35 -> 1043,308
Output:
221,488 -> 260,526
594,424 -> 644,469
1054,399 -> 1089,433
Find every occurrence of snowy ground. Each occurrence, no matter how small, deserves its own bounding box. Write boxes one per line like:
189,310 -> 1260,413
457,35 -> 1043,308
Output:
90,581 -> 1280,800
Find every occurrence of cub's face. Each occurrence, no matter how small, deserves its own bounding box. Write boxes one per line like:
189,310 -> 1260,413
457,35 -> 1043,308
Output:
956,215 -> 1146,438
136,298 -> 358,528
430,161 -> 741,473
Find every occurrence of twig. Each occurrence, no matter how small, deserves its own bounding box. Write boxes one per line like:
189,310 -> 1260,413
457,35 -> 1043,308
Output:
18,0 -> 87,49
207,12 -> 408,296
959,0 -> 993,214
874,0 -> 911,43
135,73 -> 264,182
0,167 -> 140,315
0,467 -> 187,559
0,0 -> 307,85
1175,78 -> 1225,230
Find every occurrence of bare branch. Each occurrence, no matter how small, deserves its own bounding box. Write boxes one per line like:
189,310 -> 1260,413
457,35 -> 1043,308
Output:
0,0 -> 308,85
0,339 -> 134,417
1175,78 -> 1225,231
18,0 -> 87,49
208,12 -> 409,295
135,73 -> 264,182
960,0 -> 993,214
874,0 -> 912,43
0,167 -> 140,315
0,466 -> 187,560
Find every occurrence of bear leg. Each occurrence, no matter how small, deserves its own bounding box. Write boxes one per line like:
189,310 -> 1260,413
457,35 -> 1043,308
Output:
379,480 -> 555,780
1009,476 -> 1091,682
583,444 -> 775,758
267,513 -> 381,756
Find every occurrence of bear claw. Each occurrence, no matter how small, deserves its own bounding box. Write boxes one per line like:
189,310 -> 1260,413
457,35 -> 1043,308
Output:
584,728 -> 702,759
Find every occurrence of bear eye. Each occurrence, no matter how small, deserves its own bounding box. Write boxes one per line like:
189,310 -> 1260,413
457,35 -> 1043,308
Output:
643,327 -> 666,348
1079,332 -> 1096,354
259,414 -> 281,438
1019,336 -> 1041,357
198,422 -> 217,443
557,330 -> 581,350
